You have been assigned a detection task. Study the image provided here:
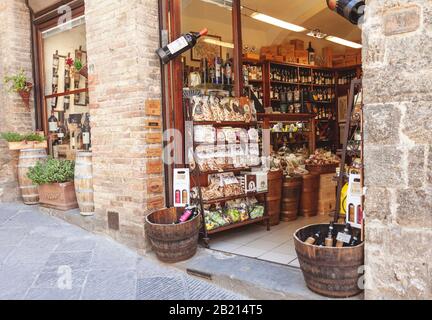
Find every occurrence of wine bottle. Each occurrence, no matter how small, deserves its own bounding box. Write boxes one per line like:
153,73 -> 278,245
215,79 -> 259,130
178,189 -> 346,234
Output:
225,53 -> 232,85
336,223 -> 352,248
325,222 -> 335,247
48,111 -> 58,132
307,42 -> 315,65
215,56 -> 222,84
201,58 -> 208,84
82,113 -> 91,151
305,231 -> 321,245
156,28 -> 208,64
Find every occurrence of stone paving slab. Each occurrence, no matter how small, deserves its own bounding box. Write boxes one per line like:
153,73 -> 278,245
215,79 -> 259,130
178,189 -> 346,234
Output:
0,203 -> 246,300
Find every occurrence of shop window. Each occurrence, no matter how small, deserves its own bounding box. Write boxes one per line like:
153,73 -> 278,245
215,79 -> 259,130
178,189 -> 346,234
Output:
180,0 -> 234,92
41,15 -> 90,158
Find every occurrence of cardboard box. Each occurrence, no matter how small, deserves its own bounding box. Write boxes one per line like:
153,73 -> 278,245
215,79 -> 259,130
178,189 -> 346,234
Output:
345,54 -> 357,66
333,54 -> 346,68
238,172 -> 257,193
278,44 -> 295,56
322,47 -> 333,67
295,50 -> 308,64
284,55 -> 297,64
356,52 -> 362,64
290,39 -> 304,50
173,168 -> 190,208
274,55 -> 285,62
243,53 -> 260,60
254,171 -> 268,193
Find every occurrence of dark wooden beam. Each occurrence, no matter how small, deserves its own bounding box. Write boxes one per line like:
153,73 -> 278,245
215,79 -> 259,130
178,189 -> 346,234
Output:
232,0 -> 243,97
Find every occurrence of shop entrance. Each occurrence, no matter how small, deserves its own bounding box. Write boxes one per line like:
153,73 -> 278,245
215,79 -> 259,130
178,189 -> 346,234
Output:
163,0 -> 363,267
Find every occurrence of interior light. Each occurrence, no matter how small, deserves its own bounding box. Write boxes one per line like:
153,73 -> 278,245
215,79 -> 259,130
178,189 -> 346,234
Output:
203,38 -> 234,49
307,29 -> 328,39
325,35 -> 362,49
250,12 -> 306,33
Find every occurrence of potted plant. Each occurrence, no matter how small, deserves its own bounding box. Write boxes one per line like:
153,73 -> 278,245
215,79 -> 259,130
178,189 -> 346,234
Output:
75,59 -> 88,79
0,132 -> 47,150
27,158 -> 78,211
3,69 -> 33,110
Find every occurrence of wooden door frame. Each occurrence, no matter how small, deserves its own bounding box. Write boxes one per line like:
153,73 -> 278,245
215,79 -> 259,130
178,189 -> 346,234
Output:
30,0 -> 85,134
161,0 -> 244,206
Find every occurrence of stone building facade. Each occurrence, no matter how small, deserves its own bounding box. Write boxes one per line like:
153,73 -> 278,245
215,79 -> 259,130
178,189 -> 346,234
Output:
362,0 -> 432,299
0,0 -> 431,299
0,0 -> 35,202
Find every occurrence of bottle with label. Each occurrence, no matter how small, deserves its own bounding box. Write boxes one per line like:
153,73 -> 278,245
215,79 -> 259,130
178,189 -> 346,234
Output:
48,111 -> 58,133
82,113 -> 91,151
307,42 -> 315,65
157,28 -> 208,64
225,53 -> 232,85
305,231 -> 321,245
57,121 -> 66,145
215,56 -> 222,84
52,138 -> 59,159
200,58 -> 208,84
336,223 -> 352,248
325,222 -> 335,247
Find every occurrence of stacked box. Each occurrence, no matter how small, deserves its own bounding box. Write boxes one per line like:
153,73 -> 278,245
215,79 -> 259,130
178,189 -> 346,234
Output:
322,47 -> 333,67
290,39 -> 304,50
318,173 -> 337,215
295,50 -> 309,64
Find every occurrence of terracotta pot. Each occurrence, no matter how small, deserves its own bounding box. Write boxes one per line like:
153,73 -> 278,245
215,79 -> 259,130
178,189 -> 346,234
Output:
38,182 -> 78,211
18,82 -> 33,111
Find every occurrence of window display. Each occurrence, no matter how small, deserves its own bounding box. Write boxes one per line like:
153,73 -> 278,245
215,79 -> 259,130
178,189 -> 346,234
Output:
42,19 -> 90,160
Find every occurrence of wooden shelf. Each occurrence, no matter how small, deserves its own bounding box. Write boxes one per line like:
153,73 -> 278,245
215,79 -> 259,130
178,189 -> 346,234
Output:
207,215 -> 269,235
257,113 -> 315,122
193,121 -> 258,127
202,191 -> 268,205
198,165 -> 261,175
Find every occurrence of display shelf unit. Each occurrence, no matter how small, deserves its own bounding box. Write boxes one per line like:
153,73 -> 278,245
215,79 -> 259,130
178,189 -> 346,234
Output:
184,103 -> 270,248
207,216 -> 268,235
258,112 -> 316,154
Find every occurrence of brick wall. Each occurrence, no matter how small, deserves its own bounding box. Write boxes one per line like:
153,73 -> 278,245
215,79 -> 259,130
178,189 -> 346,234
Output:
0,0 -> 34,202
363,0 -> 432,299
85,0 -> 165,253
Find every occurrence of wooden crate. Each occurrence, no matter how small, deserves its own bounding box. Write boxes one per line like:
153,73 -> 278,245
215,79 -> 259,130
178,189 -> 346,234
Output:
290,39 -> 305,50
322,47 -> 333,67
243,53 -> 260,60
345,54 -> 358,66
318,173 -> 337,215
278,44 -> 295,56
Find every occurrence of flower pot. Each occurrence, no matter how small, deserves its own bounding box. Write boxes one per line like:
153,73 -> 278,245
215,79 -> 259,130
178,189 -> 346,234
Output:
8,140 -> 47,151
38,182 -> 78,211
18,82 -> 33,111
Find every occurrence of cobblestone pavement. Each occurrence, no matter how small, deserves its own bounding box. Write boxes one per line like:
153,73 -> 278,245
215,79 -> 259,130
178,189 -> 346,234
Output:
0,203 -> 246,300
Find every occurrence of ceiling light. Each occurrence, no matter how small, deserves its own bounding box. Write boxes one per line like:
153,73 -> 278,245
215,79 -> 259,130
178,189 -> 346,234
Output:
250,12 -> 306,33
203,38 -> 234,49
307,29 -> 328,39
325,36 -> 362,48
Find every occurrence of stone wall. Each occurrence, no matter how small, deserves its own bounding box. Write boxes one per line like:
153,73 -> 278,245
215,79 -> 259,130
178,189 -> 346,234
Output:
363,0 -> 432,299
85,0 -> 165,253
0,0 -> 34,202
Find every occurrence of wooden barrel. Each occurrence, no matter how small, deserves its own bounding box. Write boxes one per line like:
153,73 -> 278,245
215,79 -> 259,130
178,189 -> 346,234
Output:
281,176 -> 303,222
145,208 -> 201,263
267,170 -> 283,226
18,149 -> 47,205
294,224 -> 364,298
74,151 -> 95,216
300,173 -> 320,217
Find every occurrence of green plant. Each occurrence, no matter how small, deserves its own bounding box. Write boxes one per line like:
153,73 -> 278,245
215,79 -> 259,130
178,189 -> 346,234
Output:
0,132 -> 46,143
27,158 -> 75,186
74,59 -> 83,71
3,69 -> 31,93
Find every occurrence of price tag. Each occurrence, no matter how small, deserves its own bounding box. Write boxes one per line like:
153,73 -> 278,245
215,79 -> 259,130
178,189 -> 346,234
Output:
336,232 -> 352,244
